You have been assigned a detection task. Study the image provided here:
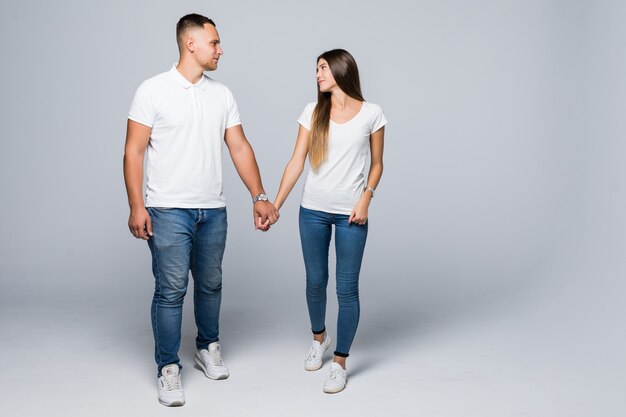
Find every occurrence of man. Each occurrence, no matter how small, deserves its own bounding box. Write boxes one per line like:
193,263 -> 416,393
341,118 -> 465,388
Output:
123,13 -> 278,407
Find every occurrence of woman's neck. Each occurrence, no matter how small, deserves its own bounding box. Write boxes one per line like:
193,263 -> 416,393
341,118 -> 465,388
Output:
330,90 -> 359,110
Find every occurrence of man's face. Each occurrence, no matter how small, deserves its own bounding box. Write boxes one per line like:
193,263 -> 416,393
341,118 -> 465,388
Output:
191,23 -> 223,71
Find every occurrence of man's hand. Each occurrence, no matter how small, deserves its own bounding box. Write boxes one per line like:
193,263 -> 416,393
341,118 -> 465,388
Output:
128,207 -> 153,240
254,200 -> 279,231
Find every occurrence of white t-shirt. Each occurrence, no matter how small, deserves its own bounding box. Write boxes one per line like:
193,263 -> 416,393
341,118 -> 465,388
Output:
297,101 -> 387,215
128,64 -> 241,208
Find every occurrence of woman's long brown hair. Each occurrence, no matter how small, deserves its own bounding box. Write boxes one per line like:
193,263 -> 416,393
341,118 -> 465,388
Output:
309,49 -> 365,170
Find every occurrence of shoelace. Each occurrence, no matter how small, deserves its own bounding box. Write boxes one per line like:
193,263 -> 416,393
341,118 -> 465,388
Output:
306,345 -> 321,361
162,373 -> 182,391
328,368 -> 344,381
208,349 -> 224,366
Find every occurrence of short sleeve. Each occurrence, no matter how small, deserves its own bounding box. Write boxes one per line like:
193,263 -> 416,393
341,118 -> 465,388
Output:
370,104 -> 387,134
297,102 -> 316,130
225,87 -> 242,129
128,81 -> 156,127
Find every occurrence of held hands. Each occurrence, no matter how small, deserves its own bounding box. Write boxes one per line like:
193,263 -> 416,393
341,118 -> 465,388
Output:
128,207 -> 153,240
254,200 -> 279,232
255,201 -> 283,231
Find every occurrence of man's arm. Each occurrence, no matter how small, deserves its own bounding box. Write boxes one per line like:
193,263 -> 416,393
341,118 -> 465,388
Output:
224,124 -> 279,230
123,119 -> 153,240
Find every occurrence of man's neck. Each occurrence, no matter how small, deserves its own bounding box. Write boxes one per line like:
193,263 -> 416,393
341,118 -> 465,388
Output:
175,59 -> 204,84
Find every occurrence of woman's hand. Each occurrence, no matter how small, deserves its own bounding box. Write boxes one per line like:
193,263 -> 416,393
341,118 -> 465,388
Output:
349,198 -> 369,225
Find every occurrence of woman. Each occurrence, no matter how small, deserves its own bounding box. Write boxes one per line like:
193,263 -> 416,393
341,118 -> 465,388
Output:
273,49 -> 386,393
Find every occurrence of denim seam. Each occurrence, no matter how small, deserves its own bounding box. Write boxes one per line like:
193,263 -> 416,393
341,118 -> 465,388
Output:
152,240 -> 162,370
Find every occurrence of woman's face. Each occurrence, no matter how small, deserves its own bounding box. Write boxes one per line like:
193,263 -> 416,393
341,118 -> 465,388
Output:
316,58 -> 337,92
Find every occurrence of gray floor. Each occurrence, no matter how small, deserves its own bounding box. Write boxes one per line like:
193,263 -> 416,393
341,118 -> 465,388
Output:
3,235 -> 624,417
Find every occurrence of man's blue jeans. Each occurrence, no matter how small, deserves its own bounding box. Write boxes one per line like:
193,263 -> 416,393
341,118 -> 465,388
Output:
146,207 -> 227,374
299,206 -> 368,357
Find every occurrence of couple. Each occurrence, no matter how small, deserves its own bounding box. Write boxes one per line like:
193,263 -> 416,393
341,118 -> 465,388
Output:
123,13 -> 386,406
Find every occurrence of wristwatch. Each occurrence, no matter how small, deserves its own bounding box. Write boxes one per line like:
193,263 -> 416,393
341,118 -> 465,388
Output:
364,186 -> 375,197
253,193 -> 269,203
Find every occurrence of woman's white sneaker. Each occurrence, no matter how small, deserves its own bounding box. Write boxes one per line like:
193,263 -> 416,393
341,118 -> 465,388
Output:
157,364 -> 185,406
304,334 -> 331,371
195,341 -> 230,380
323,362 -> 347,393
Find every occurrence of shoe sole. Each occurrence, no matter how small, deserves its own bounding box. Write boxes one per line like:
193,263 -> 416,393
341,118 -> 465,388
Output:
305,362 -> 323,371
194,354 -> 229,380
323,383 -> 347,394
158,398 -> 185,407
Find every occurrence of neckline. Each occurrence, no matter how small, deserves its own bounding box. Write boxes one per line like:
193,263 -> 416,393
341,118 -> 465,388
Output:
330,102 -> 365,125
171,63 -> 207,90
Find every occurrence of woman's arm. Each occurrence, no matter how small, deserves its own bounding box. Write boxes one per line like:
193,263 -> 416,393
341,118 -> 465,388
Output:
273,125 -> 310,211
349,126 -> 385,224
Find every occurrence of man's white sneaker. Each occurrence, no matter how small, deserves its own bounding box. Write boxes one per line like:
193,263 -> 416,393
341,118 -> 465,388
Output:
157,364 -> 185,406
304,334 -> 331,371
323,362 -> 347,393
195,341 -> 230,380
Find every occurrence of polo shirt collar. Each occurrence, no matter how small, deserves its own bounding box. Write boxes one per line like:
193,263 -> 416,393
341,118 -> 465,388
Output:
170,63 -> 208,90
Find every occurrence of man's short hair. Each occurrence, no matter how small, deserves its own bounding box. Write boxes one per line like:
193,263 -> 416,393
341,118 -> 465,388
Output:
176,14 -> 216,47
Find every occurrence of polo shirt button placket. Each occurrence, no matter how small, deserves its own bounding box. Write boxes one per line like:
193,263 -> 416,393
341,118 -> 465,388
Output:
192,86 -> 201,117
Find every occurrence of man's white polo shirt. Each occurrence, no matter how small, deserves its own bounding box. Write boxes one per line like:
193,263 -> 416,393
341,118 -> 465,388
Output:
128,64 -> 241,208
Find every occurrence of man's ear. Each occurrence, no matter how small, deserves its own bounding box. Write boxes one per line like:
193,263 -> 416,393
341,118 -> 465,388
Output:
185,35 -> 196,53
